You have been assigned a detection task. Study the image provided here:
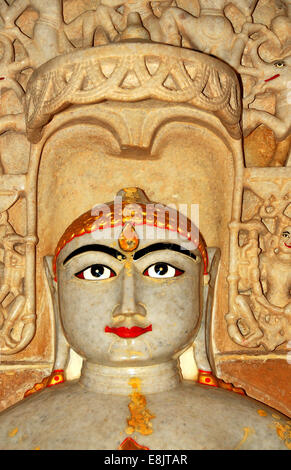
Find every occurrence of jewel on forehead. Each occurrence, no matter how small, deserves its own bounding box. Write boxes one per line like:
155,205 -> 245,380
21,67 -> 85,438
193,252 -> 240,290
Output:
118,222 -> 139,252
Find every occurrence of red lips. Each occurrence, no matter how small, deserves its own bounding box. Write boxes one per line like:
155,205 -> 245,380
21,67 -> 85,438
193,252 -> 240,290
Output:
105,325 -> 152,338
284,243 -> 291,248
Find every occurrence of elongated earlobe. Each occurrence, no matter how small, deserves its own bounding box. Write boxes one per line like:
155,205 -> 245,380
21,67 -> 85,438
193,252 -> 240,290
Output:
43,255 -> 70,372
193,247 -> 221,374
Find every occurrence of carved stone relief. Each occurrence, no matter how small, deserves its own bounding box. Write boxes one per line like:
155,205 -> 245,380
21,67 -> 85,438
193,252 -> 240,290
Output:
0,183 -> 37,356
0,0 -> 289,144
226,179 -> 291,351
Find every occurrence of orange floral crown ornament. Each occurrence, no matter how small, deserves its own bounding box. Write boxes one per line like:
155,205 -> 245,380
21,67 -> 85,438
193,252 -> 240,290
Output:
53,188 -> 208,279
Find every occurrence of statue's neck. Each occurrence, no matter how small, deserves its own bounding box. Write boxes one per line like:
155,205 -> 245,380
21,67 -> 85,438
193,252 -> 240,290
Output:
79,360 -> 181,395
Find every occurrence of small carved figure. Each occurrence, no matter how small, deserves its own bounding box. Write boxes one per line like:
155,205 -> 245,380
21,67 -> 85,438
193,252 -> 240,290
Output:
155,0 -> 264,67
270,0 -> 291,50
0,34 -> 28,101
0,211 -> 36,355
0,0 -> 70,66
64,0 -> 128,47
241,36 -> 291,141
260,224 -> 291,308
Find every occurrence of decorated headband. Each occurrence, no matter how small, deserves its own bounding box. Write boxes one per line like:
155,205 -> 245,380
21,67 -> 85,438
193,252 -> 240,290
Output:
53,188 -> 208,278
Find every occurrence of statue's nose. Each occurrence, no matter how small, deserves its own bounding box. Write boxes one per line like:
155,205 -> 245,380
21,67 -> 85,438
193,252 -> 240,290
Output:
112,265 -> 146,318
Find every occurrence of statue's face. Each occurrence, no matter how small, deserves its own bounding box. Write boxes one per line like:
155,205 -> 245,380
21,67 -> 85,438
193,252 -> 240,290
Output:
279,225 -> 291,254
56,226 -> 203,366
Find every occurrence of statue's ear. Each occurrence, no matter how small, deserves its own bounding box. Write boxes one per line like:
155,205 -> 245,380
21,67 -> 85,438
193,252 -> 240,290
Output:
193,247 -> 221,372
43,255 -> 57,295
43,255 -> 70,372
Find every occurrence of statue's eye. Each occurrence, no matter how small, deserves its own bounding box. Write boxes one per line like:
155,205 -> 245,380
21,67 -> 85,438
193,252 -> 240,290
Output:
274,61 -> 285,68
75,264 -> 116,280
282,231 -> 290,238
143,262 -> 184,278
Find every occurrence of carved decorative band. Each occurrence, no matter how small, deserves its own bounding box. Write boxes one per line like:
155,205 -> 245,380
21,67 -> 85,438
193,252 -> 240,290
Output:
25,43 -> 241,143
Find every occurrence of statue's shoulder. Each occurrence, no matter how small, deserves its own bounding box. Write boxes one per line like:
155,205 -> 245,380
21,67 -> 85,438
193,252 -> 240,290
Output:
148,382 -> 289,450
0,382 -> 129,450
0,382 -> 81,426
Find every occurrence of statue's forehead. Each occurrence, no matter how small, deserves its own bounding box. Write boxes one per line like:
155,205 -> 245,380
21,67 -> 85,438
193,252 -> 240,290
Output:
57,225 -> 199,264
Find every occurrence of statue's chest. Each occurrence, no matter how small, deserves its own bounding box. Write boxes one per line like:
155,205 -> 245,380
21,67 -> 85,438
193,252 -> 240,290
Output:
27,391 -> 198,450
0,386 -> 287,450
51,392 -> 221,450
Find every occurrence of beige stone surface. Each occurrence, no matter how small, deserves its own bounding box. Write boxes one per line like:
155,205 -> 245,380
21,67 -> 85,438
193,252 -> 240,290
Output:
0,368 -> 50,413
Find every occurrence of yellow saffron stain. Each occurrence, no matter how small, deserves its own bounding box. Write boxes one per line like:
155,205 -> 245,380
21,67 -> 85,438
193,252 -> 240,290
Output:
274,421 -> 291,449
34,447 -> 40,450
8,427 -> 18,437
257,409 -> 267,417
233,427 -> 255,450
127,350 -> 144,356
126,377 -> 155,436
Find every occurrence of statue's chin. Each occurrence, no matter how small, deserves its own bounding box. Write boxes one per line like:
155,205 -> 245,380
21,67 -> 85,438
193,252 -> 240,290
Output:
105,336 -> 153,364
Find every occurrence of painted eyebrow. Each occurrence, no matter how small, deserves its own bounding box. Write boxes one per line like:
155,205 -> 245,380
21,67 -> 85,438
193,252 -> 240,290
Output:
133,243 -> 197,261
63,244 -> 126,265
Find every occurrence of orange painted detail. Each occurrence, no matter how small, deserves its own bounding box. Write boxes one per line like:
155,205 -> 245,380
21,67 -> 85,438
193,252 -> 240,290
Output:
198,370 -> 218,387
126,378 -> 155,436
273,421 -> 291,449
231,387 -> 245,396
8,427 -> 18,437
217,380 -> 233,391
53,188 -> 208,279
24,370 -> 65,398
217,378 -> 245,395
233,427 -> 254,450
24,377 -> 47,397
118,437 -> 149,450
197,370 -> 246,395
118,223 -> 139,252
257,409 -> 267,417
46,370 -> 65,387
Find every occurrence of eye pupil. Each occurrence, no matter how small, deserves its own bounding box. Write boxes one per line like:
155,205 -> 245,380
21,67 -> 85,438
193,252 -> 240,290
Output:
91,265 -> 104,277
155,263 -> 168,275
